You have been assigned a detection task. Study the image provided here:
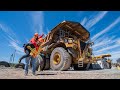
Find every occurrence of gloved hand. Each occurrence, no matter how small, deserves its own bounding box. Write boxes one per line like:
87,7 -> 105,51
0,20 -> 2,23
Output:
39,34 -> 44,38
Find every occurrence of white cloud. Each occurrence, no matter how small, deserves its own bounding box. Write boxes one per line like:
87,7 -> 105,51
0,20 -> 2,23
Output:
9,41 -> 24,53
110,54 -> 120,62
0,23 -> 20,44
80,12 -> 120,63
7,35 -> 20,44
91,16 -> 120,41
92,36 -> 120,63
116,39 -> 120,44
0,23 -> 16,38
0,23 -> 23,55
80,17 -> 87,26
46,27 -> 49,34
107,50 -> 120,62
31,11 -> 44,34
92,36 -> 117,49
110,51 -> 120,55
85,11 -> 108,29
94,44 -> 120,53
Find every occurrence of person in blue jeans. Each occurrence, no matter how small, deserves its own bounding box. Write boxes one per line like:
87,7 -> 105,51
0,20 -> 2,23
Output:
18,43 -> 37,76
20,33 -> 44,76
24,50 -> 37,76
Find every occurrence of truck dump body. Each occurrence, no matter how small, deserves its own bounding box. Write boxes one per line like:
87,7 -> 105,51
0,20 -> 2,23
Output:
42,21 -> 90,48
49,21 -> 90,42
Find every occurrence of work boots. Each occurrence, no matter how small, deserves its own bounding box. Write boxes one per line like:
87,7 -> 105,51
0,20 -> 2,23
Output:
32,72 -> 37,76
24,71 -> 28,76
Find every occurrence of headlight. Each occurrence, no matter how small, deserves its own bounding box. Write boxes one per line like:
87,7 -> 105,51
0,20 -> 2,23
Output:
68,38 -> 73,43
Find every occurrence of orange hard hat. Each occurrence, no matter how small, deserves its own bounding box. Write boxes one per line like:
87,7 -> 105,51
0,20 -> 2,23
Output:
34,33 -> 39,37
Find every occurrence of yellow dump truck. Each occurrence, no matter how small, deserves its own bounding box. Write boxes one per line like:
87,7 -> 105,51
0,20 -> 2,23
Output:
35,21 -> 111,71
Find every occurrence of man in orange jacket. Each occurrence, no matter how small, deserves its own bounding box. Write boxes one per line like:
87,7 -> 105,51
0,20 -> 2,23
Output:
24,33 -> 44,76
30,33 -> 44,50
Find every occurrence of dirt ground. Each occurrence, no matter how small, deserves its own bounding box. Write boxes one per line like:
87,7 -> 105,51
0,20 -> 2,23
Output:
0,67 -> 120,79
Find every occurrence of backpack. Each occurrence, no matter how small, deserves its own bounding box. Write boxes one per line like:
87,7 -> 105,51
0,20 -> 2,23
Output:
23,43 -> 35,54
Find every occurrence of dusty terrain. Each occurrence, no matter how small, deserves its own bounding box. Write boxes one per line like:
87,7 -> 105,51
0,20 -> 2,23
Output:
0,67 -> 120,79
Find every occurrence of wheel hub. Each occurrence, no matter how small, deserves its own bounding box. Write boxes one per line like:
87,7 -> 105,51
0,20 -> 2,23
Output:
53,52 -> 61,65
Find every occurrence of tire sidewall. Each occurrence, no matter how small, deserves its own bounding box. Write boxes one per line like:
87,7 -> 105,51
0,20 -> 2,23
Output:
36,54 -> 45,70
50,47 -> 68,70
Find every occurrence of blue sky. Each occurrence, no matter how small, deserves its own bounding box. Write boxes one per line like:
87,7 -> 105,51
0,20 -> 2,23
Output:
0,11 -> 120,63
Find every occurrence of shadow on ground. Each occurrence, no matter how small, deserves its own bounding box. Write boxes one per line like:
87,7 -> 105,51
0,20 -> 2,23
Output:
37,73 -> 57,75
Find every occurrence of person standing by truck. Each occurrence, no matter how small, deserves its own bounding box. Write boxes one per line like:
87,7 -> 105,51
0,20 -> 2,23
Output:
24,33 -> 44,76
24,33 -> 39,76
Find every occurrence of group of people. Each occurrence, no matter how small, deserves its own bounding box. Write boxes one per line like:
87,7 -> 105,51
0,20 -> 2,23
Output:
20,33 -> 44,76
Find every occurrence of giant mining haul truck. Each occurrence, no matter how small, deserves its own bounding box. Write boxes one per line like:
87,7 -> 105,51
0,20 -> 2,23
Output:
32,20 -> 111,71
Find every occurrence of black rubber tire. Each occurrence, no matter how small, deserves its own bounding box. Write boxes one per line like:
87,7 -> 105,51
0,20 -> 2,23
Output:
89,64 -> 93,69
36,55 -> 46,71
106,62 -> 112,69
73,64 -> 87,70
0,61 -> 10,67
109,63 -> 112,69
103,61 -> 109,69
50,47 -> 72,71
36,54 -> 50,70
15,63 -> 25,69
44,55 -> 50,70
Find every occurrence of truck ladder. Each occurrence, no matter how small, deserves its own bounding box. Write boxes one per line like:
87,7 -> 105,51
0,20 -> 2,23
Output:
78,60 -> 83,67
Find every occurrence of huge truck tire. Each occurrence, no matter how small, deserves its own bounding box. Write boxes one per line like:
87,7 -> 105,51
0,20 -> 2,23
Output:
36,55 -> 50,70
109,63 -> 112,69
50,47 -> 72,71
73,64 -> 87,70
35,54 -> 46,71
30,54 -> 50,71
15,63 -> 25,69
44,54 -> 50,70
0,61 -> 10,67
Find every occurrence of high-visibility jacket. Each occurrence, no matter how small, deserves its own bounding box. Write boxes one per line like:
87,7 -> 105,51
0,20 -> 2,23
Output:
30,37 -> 39,51
30,34 -> 44,51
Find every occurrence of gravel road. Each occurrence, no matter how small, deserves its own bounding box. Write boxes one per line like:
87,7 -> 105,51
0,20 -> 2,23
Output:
0,67 -> 120,79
